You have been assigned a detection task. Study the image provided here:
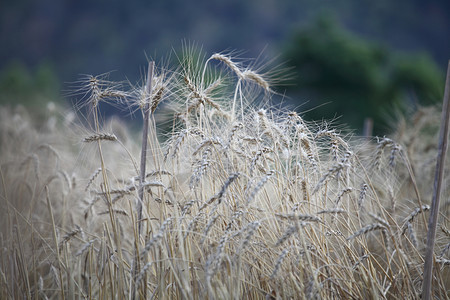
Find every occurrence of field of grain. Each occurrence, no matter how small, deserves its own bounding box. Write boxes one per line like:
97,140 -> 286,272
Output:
0,49 -> 449,299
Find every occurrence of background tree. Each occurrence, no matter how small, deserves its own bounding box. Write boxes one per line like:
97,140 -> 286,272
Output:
284,16 -> 444,134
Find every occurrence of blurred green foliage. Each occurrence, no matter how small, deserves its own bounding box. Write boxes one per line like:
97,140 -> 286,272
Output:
285,17 -> 444,134
0,61 -> 60,109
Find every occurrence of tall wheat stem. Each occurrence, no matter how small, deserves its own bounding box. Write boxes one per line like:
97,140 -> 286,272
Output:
92,105 -> 126,297
138,62 -> 154,237
45,186 -> 65,300
132,61 -> 154,299
422,60 -> 450,300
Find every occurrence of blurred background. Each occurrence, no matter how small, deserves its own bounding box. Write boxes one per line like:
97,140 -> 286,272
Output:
1,0 -> 449,134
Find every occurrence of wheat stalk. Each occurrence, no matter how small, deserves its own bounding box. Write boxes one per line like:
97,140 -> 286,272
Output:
423,61 -> 450,300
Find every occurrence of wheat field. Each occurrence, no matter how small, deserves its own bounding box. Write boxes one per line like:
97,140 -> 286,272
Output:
0,49 -> 449,299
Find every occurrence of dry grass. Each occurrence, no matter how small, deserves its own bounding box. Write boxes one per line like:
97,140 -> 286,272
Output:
0,49 -> 449,299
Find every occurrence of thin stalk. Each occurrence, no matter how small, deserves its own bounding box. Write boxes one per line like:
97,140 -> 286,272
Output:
45,186 -> 65,300
232,78 -> 242,121
133,61 -> 154,299
92,104 -> 126,297
422,60 -> 450,300
201,58 -> 211,90
138,61 -> 154,235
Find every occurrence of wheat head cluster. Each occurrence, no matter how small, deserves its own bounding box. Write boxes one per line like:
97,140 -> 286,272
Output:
0,48 -> 449,299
